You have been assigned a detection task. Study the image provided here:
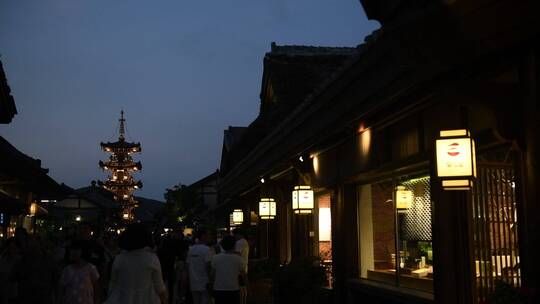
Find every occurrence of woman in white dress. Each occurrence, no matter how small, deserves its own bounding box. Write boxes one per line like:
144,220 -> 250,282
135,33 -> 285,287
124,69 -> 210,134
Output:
105,224 -> 168,304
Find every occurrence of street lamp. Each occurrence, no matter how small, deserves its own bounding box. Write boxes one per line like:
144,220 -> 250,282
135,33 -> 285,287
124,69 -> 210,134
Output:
292,185 -> 314,214
232,209 -> 244,225
259,198 -> 276,220
436,129 -> 477,190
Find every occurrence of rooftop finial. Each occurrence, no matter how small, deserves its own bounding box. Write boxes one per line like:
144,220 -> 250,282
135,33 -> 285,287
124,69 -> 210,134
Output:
119,110 -> 125,140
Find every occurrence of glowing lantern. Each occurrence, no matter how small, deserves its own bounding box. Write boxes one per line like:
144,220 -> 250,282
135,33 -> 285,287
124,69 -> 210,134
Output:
259,198 -> 276,220
75,215 -> 82,222
395,186 -> 413,209
232,209 -> 244,225
29,203 -> 37,216
436,129 -> 477,190
292,185 -> 314,214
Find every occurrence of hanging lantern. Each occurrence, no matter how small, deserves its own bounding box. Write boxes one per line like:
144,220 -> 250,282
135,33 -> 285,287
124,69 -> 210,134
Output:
292,185 -> 314,214
123,212 -> 130,220
232,209 -> 244,225
436,129 -> 477,190
259,198 -> 277,220
395,186 -> 413,210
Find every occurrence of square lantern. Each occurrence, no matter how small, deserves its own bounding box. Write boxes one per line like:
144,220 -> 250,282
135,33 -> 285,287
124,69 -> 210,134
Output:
232,209 -> 244,225
436,129 -> 477,190
395,186 -> 413,210
292,185 -> 314,214
259,198 -> 277,220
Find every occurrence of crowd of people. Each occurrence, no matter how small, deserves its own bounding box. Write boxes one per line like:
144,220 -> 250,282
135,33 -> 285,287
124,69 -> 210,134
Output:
0,224 -> 251,304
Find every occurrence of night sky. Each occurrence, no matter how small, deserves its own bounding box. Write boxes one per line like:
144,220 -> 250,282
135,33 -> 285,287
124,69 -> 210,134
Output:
0,0 -> 379,200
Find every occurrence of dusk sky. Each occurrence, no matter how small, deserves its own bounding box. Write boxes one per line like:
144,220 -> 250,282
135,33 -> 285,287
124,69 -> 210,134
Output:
0,0 -> 379,200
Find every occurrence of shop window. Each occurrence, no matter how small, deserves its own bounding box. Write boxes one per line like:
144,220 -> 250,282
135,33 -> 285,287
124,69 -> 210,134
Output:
358,176 -> 434,292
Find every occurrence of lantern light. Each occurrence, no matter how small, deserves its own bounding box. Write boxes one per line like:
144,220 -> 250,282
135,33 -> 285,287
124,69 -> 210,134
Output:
75,215 -> 82,222
436,129 -> 477,190
232,209 -> 244,225
395,186 -> 413,210
123,212 -> 130,220
259,198 -> 277,220
260,178 -> 265,184
292,185 -> 314,214
29,203 -> 37,217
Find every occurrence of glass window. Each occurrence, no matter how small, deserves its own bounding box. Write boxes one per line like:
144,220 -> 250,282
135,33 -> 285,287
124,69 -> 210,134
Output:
358,176 -> 434,292
359,180 -> 396,285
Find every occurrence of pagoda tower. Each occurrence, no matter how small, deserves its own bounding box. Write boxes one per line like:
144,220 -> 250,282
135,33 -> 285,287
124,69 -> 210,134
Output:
98,111 -> 142,220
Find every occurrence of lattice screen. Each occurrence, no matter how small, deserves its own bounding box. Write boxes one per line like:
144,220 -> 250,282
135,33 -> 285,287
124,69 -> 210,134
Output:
399,177 -> 432,241
472,164 -> 521,302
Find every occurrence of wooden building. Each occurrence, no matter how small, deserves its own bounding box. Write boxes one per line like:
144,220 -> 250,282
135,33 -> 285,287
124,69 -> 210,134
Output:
217,1 -> 540,303
1,60 -> 66,237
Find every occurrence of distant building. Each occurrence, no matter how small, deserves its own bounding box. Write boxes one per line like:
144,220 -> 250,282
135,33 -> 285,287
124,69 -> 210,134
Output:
51,184 -> 164,227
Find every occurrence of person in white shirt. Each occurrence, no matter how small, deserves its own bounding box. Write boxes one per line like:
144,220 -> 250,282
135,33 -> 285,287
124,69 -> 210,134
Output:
211,235 -> 245,304
186,230 -> 214,304
233,228 -> 249,304
105,223 -> 167,304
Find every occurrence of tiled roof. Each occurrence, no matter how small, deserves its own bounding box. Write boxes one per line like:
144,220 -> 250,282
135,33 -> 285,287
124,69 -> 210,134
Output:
221,43 -> 359,176
76,186 -> 119,209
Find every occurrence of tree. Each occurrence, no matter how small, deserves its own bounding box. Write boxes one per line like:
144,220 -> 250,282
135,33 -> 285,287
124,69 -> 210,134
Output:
160,184 -> 206,227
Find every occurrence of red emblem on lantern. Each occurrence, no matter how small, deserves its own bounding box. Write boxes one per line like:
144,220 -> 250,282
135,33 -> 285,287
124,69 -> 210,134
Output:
447,142 -> 460,157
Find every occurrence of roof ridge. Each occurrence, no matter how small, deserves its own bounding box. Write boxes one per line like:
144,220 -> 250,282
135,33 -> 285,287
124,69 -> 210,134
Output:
269,42 -> 360,56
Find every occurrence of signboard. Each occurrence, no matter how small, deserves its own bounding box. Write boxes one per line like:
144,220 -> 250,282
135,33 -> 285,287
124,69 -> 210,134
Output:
436,129 -> 476,190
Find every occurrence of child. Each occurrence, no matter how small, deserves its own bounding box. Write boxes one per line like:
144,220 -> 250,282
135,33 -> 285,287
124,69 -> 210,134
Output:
59,240 -> 100,304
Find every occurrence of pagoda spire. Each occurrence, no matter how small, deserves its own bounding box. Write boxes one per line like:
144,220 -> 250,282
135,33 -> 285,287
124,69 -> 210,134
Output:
119,110 -> 125,140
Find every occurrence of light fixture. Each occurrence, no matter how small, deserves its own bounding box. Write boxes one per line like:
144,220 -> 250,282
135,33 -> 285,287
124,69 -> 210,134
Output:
260,178 -> 265,184
29,203 -> 37,217
123,212 -> 130,220
259,198 -> 276,220
436,129 -> 477,190
299,156 -> 304,162
395,186 -> 413,210
292,185 -> 314,214
232,209 -> 244,225
75,215 -> 82,222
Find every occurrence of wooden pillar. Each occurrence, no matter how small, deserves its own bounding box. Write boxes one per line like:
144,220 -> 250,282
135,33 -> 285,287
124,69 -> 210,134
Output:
432,153 -> 475,304
332,184 -> 359,304
518,48 -> 540,294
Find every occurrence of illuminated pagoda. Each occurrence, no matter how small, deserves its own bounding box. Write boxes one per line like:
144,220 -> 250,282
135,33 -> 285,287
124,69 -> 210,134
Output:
98,111 -> 142,221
